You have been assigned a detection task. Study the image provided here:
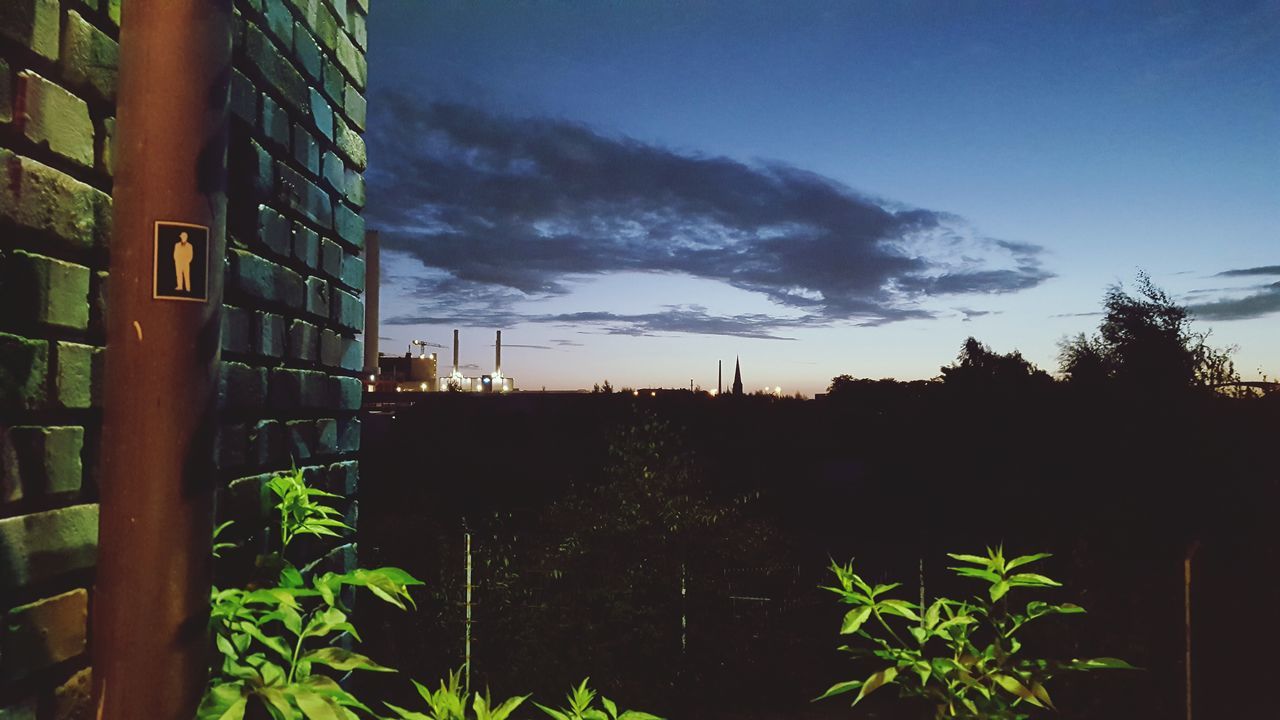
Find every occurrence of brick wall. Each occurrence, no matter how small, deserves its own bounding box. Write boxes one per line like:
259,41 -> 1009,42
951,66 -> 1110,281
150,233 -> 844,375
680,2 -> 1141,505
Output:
0,0 -> 369,714
216,0 -> 368,571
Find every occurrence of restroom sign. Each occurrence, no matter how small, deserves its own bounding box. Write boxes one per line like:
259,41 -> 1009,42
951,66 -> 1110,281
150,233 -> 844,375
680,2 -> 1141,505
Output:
153,221 -> 209,302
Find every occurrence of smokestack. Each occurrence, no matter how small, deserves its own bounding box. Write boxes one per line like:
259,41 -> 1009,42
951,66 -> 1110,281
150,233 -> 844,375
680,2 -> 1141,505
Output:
495,330 -> 502,375
362,230 -> 379,374
453,329 -> 459,375
718,360 -> 722,395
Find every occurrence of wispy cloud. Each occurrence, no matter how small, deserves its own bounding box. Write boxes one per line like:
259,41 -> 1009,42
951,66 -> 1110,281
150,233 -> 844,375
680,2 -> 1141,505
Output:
1214,265 -> 1280,278
367,97 -> 1053,338
1190,281 -> 1280,321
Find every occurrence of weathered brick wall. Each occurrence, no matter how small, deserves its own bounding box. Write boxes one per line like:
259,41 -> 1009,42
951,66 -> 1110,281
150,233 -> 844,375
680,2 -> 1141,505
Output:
0,0 -> 119,714
0,0 -> 369,714
216,0 -> 368,575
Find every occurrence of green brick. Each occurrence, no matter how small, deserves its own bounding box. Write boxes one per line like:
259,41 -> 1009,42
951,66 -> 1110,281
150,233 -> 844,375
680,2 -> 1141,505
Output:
346,10 -> 367,51
0,589 -> 88,680
61,10 -> 119,102
332,114 -> 365,171
221,305 -> 252,354
260,93 -> 290,151
16,72 -> 94,168
1,58 -> 11,125
229,69 -> 256,124
321,57 -> 344,106
315,419 -> 337,456
333,202 -> 364,248
255,312 -> 286,358
101,115 -> 116,176
228,249 -> 303,306
320,330 -> 361,371
51,666 -> 92,720
0,333 -> 48,411
0,426 -> 84,496
344,169 -> 365,209
285,419 -> 315,460
262,0 -> 294,48
304,276 -> 329,319
332,376 -> 362,410
218,361 -> 268,410
332,23 -> 366,90
0,504 -> 98,590
215,423 -> 248,470
293,223 -> 320,268
0,0 -> 60,61
0,148 -> 112,250
314,4 -> 340,52
331,287 -> 362,332
249,420 -> 284,467
258,204 -> 291,257
320,238 -> 342,278
320,151 -> 344,193
338,253 -> 364,292
308,88 -> 334,141
342,83 -> 365,131
245,24 -> 308,114
2,251 -> 91,331
54,341 -> 102,409
287,319 -> 318,361
293,127 -> 320,176
108,0 -> 120,27
294,23 -> 322,80
277,163 -> 331,228
352,0 -> 368,14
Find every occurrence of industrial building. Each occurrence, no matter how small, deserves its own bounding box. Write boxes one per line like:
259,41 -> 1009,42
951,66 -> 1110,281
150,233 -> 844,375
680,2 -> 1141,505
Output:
369,330 -> 514,393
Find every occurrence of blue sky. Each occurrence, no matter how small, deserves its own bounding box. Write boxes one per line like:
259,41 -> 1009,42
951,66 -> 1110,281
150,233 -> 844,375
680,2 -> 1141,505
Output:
365,1 -> 1278,394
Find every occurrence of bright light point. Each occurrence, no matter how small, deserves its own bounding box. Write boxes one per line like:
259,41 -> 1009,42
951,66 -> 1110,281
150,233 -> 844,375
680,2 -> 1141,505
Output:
420,382 -> 428,391
366,384 -> 375,392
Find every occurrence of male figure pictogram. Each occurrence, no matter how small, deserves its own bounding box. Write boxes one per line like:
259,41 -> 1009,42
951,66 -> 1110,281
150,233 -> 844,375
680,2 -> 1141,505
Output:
174,231 -> 194,291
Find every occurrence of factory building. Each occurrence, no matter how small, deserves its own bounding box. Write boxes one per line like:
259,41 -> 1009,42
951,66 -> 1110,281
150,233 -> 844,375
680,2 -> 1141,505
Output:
369,330 -> 514,393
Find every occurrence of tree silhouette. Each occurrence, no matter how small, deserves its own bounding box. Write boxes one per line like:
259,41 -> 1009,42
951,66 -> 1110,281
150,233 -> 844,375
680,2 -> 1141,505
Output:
1058,271 -> 1238,392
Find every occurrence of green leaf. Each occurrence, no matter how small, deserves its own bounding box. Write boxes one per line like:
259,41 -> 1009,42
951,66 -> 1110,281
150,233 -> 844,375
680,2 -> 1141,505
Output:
293,689 -> 343,720
992,673 -> 1044,707
602,697 -> 618,720
300,647 -> 395,673
534,702 -> 573,720
1008,572 -> 1062,588
383,703 -> 432,720
841,606 -> 873,635
258,688 -> 297,720
1030,680 -> 1055,710
989,579 -> 1011,602
197,682 -> 248,720
616,713 -> 664,720
950,566 -> 1001,583
852,667 -> 898,706
814,679 -> 863,701
1067,657 -> 1139,671
877,599 -> 921,622
1006,552 -> 1052,571
946,553 -> 990,566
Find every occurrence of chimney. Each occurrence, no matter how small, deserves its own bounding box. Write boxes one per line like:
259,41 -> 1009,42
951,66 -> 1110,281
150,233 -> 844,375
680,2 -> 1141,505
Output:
452,329 -> 459,375
362,231 -> 379,374
495,330 -> 502,375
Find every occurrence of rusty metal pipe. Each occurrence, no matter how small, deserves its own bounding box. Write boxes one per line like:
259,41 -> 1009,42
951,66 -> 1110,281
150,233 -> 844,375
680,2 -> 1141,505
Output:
94,2 -> 232,718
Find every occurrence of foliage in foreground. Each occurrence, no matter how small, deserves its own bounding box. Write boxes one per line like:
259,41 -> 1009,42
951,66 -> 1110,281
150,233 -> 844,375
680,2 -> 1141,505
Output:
200,467 -> 665,720
199,467 -> 423,719
818,547 -> 1134,719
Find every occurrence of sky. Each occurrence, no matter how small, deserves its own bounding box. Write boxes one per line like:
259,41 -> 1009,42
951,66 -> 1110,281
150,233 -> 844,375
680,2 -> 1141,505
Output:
364,1 -> 1278,395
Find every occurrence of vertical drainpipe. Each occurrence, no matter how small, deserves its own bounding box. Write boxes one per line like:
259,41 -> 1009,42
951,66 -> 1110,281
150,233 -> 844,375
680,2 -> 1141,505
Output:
94,2 -> 232,719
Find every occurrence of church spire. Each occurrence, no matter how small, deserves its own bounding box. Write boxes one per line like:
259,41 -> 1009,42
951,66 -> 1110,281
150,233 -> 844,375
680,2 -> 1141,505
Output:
732,356 -> 744,396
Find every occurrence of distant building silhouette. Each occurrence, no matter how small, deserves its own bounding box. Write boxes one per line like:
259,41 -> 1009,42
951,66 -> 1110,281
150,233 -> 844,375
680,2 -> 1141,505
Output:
732,356 -> 744,396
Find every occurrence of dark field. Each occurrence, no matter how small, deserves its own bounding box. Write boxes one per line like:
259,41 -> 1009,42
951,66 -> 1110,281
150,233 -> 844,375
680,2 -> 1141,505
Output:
357,387 -> 1277,719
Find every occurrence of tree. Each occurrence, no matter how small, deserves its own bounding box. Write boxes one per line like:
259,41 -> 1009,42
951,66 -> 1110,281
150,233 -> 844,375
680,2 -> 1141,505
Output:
1058,272 -> 1238,392
940,337 -> 1053,389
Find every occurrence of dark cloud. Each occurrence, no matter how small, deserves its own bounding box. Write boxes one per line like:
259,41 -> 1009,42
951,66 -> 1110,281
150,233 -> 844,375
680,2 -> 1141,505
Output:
367,96 -> 1052,337
957,308 -> 1001,322
551,339 -> 584,347
1214,265 -> 1280,277
1049,311 -> 1103,318
1190,281 -> 1280,321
